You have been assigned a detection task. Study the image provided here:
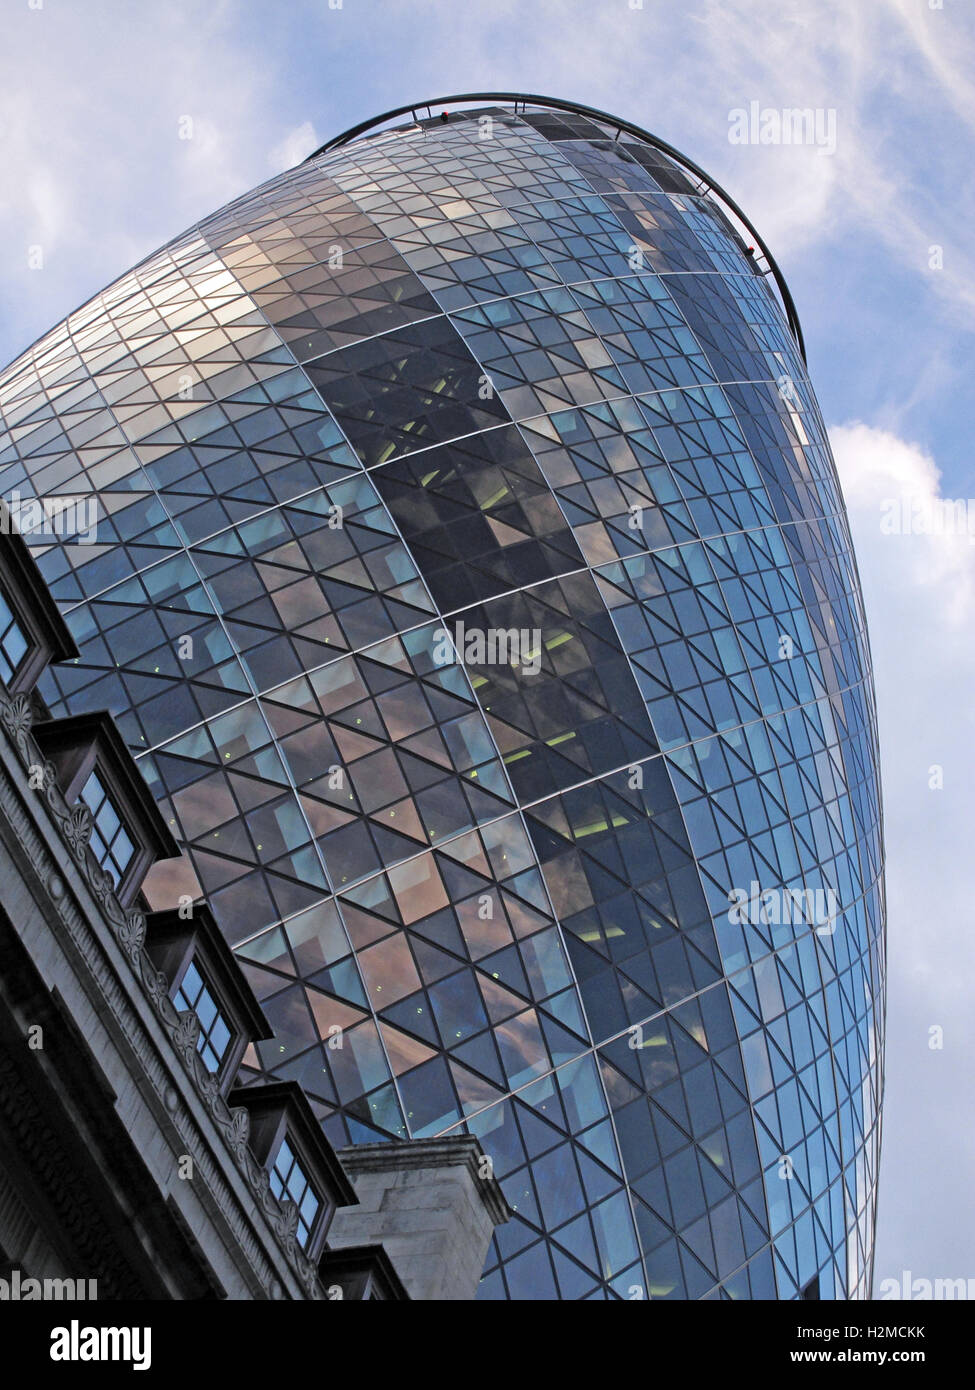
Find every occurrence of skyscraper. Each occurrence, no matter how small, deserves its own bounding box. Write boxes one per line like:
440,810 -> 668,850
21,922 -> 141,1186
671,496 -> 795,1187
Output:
0,95 -> 884,1300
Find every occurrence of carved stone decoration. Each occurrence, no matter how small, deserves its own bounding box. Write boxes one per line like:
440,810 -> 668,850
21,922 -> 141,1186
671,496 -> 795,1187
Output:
98,884 -> 129,929
0,1051 -> 143,1298
0,691 -> 327,1299
191,1050 -> 219,1103
226,1106 -> 250,1160
244,1148 -> 268,1192
279,1198 -> 299,1243
39,761 -> 61,806
155,992 -> 180,1029
119,908 -> 147,954
139,954 -> 171,1006
61,803 -> 93,862
172,1009 -> 201,1054
90,860 -> 119,905
0,691 -> 34,747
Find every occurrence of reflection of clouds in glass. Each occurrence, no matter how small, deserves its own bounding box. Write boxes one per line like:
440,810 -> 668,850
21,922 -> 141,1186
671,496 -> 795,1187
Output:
2,99 -> 884,1299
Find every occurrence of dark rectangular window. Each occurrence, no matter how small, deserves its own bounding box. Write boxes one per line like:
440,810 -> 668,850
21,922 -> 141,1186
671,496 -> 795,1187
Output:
269,1138 -> 320,1249
80,770 -> 135,886
172,960 -> 233,1073
0,589 -> 29,685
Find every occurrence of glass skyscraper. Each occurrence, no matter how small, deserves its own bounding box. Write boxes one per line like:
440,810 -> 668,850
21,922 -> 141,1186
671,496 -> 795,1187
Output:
0,96 -> 884,1300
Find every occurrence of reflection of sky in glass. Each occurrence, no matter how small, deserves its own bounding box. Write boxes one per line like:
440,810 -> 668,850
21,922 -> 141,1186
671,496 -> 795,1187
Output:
0,103 -> 882,1301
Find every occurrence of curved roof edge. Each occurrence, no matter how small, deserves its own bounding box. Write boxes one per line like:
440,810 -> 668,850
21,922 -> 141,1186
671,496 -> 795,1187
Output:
305,91 -> 806,364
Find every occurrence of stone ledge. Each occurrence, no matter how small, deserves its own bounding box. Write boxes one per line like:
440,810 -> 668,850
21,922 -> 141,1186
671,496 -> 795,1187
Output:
336,1135 -> 510,1227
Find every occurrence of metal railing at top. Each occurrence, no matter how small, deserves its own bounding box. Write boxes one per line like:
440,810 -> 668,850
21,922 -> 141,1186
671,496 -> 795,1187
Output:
303,91 -> 806,364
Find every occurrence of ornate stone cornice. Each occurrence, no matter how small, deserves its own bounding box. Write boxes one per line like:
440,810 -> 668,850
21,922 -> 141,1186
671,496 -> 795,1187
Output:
0,1049 -> 143,1298
0,681 -> 324,1299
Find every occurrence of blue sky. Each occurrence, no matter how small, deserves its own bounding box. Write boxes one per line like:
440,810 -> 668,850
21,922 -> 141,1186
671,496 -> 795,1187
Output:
2,0 -> 972,1294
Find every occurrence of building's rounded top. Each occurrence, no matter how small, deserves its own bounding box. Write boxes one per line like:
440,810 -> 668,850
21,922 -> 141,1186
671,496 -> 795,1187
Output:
305,92 -> 805,363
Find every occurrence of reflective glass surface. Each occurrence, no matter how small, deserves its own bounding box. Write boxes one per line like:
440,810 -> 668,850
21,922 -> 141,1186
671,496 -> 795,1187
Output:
270,1138 -> 320,1249
172,959 -> 233,1074
0,588 -> 29,685
0,102 -> 884,1299
80,769 -> 136,886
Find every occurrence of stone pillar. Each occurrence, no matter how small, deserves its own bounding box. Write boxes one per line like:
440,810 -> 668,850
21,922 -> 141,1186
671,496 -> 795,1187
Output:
327,1135 -> 509,1301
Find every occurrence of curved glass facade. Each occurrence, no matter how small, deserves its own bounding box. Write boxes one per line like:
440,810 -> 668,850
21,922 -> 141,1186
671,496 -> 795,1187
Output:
0,99 -> 884,1300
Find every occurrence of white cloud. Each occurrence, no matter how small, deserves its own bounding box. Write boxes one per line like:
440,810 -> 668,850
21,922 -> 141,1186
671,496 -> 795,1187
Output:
832,422 -> 975,1276
672,0 -> 975,317
0,0 -> 282,366
368,0 -> 975,319
23,169 -> 67,254
268,120 -> 321,174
